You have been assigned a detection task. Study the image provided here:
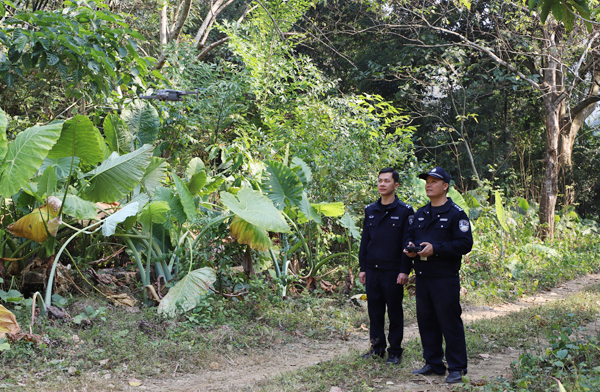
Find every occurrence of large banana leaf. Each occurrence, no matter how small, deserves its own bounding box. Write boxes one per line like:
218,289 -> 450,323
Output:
158,267 -> 216,318
0,108 -> 8,162
154,186 -> 187,224
262,160 -> 303,210
138,201 -> 170,232
172,174 -> 197,221
448,187 -> 470,216
121,100 -> 160,145
221,188 -> 290,233
0,122 -> 63,197
230,215 -> 272,251
141,157 -> 167,193
47,115 -> 105,166
82,145 -> 153,202
103,113 -> 132,154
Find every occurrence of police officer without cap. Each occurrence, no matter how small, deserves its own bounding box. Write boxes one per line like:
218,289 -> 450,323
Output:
404,167 -> 473,384
358,168 -> 414,365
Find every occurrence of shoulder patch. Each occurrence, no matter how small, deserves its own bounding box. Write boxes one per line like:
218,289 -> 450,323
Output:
399,201 -> 412,210
452,203 -> 463,212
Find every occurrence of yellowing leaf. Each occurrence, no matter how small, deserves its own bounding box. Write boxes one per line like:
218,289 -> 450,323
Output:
128,378 -> 142,387
230,215 -> 272,251
0,305 -> 21,338
7,196 -> 62,242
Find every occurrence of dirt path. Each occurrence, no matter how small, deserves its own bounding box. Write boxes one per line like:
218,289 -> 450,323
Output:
136,274 -> 600,392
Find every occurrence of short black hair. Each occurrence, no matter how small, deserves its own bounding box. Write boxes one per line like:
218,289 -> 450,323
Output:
379,167 -> 399,183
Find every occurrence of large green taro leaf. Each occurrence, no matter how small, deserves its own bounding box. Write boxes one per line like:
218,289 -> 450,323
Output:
47,115 -> 105,166
0,122 -> 63,197
138,201 -> 170,232
0,108 -> 8,162
121,100 -> 160,145
495,190 -> 509,232
82,144 -> 153,202
230,215 -> 272,251
103,113 -> 132,155
141,157 -> 167,193
262,160 -> 303,210
221,188 -> 289,233
58,193 -> 98,219
311,202 -> 344,217
158,267 -> 216,318
154,186 -> 187,224
101,202 -> 139,236
172,174 -> 197,221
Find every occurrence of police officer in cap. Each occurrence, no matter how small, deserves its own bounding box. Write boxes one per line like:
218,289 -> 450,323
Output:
359,167 -> 414,364
404,167 -> 473,383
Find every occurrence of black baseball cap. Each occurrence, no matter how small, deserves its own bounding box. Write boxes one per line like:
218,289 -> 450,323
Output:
418,167 -> 450,183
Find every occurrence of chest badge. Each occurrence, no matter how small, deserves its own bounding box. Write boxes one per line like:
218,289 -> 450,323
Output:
390,216 -> 399,220
369,215 -> 374,219
418,217 -> 425,221
459,219 -> 470,232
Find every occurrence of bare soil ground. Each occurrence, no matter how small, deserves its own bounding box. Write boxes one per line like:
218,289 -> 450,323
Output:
122,273 -> 600,392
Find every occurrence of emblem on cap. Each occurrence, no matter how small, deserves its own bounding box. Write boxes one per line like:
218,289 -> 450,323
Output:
431,168 -> 437,172
459,219 -> 470,232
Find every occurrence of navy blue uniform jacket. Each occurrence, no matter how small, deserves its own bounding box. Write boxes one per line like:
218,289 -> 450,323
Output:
359,196 -> 414,274
406,197 -> 473,277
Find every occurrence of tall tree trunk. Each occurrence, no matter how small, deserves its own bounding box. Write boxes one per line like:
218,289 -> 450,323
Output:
540,94 -> 560,239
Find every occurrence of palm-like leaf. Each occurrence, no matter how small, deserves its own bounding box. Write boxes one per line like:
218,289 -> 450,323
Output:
157,267 -> 217,317
0,122 -> 63,197
221,188 -> 289,233
121,100 -> 160,145
47,115 -> 105,166
82,144 -> 153,203
262,160 -> 303,210
230,215 -> 272,251
103,113 -> 132,154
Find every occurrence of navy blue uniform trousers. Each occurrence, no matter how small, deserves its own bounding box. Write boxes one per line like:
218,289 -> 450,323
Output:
416,275 -> 467,373
366,267 -> 404,356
